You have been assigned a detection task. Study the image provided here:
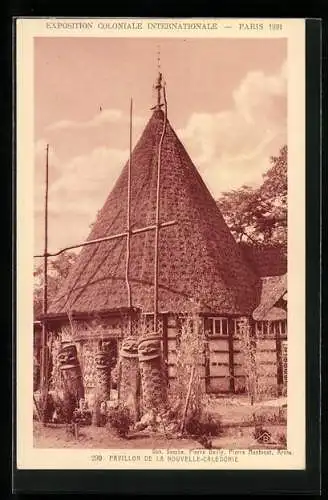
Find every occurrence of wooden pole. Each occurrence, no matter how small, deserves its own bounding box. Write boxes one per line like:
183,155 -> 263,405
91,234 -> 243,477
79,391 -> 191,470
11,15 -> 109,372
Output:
126,99 -> 133,336
154,81 -> 167,333
40,144 -> 49,423
33,220 -> 177,259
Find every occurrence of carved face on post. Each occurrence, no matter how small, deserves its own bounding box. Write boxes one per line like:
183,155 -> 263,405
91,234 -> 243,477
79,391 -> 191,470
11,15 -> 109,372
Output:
58,344 -> 79,370
95,350 -> 110,370
138,335 -> 161,362
120,337 -> 138,359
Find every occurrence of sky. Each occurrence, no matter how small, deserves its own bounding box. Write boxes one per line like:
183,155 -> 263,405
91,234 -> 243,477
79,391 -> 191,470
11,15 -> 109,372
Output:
34,37 -> 287,254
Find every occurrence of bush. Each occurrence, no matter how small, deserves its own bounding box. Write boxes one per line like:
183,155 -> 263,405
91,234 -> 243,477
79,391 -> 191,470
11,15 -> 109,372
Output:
185,409 -> 222,438
277,432 -> 287,447
234,384 -> 246,395
253,407 -> 287,426
107,403 -> 132,438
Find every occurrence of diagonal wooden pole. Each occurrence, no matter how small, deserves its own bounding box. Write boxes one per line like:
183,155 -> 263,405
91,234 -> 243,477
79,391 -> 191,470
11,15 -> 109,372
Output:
33,220 -> 177,259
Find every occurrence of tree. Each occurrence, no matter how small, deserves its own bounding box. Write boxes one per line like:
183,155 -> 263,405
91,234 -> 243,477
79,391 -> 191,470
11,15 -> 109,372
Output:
217,145 -> 287,247
34,251 -> 78,318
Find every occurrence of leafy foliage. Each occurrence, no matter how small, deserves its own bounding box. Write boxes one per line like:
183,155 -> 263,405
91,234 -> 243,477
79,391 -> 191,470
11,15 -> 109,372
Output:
217,146 -> 287,246
107,403 -> 133,437
238,317 -> 258,405
34,251 -> 78,318
277,431 -> 287,447
172,314 -> 204,419
185,408 -> 222,439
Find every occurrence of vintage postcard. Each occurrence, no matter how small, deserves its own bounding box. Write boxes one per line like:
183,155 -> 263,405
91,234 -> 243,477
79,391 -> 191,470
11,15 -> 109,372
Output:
16,18 -> 306,471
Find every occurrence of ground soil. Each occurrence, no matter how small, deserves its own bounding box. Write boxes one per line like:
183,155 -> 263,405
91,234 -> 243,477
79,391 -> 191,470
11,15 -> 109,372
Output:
33,395 -> 287,450
34,422 -> 199,449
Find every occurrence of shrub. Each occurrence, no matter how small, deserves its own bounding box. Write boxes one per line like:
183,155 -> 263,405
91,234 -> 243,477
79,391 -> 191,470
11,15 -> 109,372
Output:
238,317 -> 258,405
185,409 -> 222,438
107,403 -> 132,438
277,432 -> 287,447
256,383 -> 278,401
172,314 -> 205,421
253,407 -> 287,426
234,384 -> 246,395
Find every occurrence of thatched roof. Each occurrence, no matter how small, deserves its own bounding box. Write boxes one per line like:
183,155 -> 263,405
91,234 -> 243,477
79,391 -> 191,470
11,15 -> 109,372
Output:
261,306 -> 287,321
49,109 -> 260,316
239,242 -> 287,278
252,274 -> 287,321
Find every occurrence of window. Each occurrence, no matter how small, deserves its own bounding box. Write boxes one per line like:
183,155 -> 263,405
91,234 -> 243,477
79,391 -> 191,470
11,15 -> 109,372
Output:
204,317 -> 229,336
255,320 -> 287,338
233,319 -> 240,337
255,321 -> 265,337
279,320 -> 287,336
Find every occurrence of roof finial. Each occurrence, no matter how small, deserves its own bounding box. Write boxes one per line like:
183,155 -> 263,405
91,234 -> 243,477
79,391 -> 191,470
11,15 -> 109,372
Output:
157,44 -> 161,73
155,72 -> 163,109
151,45 -> 164,111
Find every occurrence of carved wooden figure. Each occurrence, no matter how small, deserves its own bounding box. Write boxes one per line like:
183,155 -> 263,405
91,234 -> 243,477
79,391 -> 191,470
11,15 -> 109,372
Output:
57,343 -> 85,423
119,337 -> 141,422
138,335 -> 167,414
94,349 -> 111,402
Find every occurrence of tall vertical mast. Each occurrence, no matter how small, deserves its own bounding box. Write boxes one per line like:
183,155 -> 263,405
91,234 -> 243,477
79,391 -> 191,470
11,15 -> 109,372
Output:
126,99 -> 133,335
153,65 -> 167,332
43,144 -> 49,316
40,144 -> 49,422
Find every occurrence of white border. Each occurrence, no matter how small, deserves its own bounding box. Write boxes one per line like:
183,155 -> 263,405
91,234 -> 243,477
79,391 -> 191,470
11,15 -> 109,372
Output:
16,17 -> 305,470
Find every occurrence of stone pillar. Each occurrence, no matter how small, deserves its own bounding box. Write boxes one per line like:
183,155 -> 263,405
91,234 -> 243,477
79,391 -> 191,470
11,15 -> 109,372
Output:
57,343 -> 84,423
119,337 -> 141,422
138,335 -> 167,414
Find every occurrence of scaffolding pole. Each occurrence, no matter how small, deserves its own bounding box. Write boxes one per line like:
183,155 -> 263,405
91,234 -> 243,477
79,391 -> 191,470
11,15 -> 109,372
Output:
154,80 -> 167,332
33,220 -> 177,259
126,98 -> 133,335
40,144 -> 49,423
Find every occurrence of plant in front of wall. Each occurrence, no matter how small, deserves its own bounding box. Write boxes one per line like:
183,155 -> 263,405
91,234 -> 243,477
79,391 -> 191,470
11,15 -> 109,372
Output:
171,312 -> 204,423
238,317 -> 258,406
107,403 -> 133,438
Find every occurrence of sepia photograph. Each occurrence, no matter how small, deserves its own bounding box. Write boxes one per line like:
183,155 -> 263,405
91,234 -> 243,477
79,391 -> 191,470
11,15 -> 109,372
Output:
32,35 -> 288,452
15,18 -> 306,471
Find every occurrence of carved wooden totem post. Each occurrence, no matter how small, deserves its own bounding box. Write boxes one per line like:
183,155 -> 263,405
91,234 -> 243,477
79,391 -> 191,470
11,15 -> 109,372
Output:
119,337 -> 141,422
94,349 -> 111,402
57,343 -> 84,423
138,335 -> 167,414
92,348 -> 111,426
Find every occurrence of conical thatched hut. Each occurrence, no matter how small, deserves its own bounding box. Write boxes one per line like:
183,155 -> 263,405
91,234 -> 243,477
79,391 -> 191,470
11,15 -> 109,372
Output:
40,75 -> 287,404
